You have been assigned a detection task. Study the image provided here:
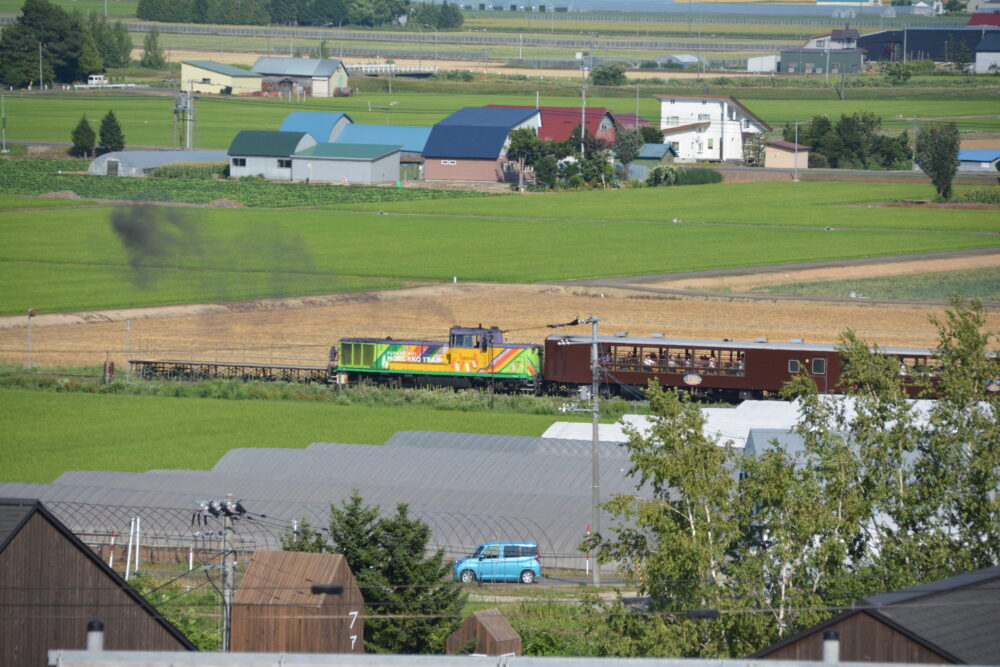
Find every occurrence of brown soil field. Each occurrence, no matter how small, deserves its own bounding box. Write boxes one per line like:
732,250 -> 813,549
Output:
3,255 -> 998,370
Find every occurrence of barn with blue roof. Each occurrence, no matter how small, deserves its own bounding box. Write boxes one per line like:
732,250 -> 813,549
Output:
423,107 -> 541,182
958,148 -> 1000,172
279,112 -> 353,143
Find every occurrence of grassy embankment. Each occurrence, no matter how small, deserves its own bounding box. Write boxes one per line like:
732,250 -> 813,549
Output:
0,387 -> 583,483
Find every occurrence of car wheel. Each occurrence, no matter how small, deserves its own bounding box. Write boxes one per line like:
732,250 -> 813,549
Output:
460,569 -> 476,583
519,569 -> 535,584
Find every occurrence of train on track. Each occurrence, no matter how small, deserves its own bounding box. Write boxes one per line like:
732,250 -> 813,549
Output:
130,324 -> 953,401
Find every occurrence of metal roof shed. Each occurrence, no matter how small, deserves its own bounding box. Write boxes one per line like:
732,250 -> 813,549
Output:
88,150 -> 229,177
279,111 -> 354,143
958,148 -> 1000,171
251,57 -> 349,97
231,550 -> 364,654
227,130 -> 316,181
291,143 -> 401,183
334,124 -> 432,155
180,60 -> 261,95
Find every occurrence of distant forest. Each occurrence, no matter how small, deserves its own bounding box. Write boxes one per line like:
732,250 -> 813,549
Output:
136,0 -> 464,29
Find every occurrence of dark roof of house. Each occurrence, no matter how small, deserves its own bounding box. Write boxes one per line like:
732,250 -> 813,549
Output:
251,56 -> 346,78
652,95 -> 772,131
615,112 -> 651,129
485,105 -> 615,142
831,29 -> 860,40
228,130 -> 312,157
767,140 -> 812,151
969,12 -> 1000,26
423,107 -> 540,160
977,32 -> 1000,49
183,60 -> 261,78
0,498 -> 198,650
437,107 -> 539,129
754,565 -> 1000,664
293,143 -> 400,160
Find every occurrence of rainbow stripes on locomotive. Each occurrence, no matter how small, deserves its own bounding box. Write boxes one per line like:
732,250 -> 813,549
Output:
334,325 -> 542,392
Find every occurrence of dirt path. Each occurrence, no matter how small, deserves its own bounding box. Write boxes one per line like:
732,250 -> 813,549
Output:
3,254 -> 998,370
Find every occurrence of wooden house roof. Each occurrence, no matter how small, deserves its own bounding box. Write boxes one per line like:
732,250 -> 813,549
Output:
234,550 -> 353,608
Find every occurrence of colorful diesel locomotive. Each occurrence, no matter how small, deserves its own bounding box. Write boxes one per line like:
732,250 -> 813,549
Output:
332,326 -> 542,393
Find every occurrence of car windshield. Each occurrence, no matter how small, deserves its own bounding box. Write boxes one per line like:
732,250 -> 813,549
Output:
470,545 -> 486,558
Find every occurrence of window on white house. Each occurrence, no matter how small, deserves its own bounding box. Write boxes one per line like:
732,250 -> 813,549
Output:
698,114 -> 710,121
707,138 -> 714,149
231,158 -> 246,167
277,159 -> 291,169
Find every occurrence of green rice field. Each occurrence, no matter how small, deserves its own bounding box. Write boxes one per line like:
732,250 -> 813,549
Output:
2,182 -> 997,314
4,92 -> 997,150
0,388 -> 567,482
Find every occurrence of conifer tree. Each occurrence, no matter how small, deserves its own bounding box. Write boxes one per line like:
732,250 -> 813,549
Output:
70,114 -> 96,157
98,109 -> 125,153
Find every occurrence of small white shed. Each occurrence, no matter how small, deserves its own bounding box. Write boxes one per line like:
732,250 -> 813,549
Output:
291,144 -> 401,184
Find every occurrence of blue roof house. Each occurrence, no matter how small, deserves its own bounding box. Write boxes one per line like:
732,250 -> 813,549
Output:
227,130 -> 316,181
423,107 -> 541,182
279,112 -> 353,143
957,149 -> 1000,172
334,124 -> 432,156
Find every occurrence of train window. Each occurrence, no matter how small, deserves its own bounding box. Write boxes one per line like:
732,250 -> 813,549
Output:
788,359 -> 801,374
361,344 -> 374,367
812,358 -> 827,375
342,344 -> 353,366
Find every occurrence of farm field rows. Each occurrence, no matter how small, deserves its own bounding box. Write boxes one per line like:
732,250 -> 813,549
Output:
0,388 -> 570,483
2,182 -> 998,314
752,267 -> 1000,301
3,93 -> 997,149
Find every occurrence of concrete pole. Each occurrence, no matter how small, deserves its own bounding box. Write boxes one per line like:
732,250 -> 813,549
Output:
586,316 -> 602,586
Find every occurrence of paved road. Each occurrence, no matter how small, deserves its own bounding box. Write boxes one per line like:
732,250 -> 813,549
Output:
553,247 -> 1000,308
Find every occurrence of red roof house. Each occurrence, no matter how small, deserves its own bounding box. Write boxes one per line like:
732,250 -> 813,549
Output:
486,105 -> 617,143
968,12 -> 1000,25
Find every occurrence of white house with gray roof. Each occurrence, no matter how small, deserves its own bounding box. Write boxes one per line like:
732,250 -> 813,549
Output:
227,130 -> 316,180
250,57 -> 350,97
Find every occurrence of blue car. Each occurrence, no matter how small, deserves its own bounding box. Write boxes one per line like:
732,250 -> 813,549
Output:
453,541 -> 541,584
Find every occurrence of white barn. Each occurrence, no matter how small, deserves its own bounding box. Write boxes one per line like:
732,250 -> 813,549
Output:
227,130 -> 316,181
291,144 -> 401,184
654,94 -> 771,163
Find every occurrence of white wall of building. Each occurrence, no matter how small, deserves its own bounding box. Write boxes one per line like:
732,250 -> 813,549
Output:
975,51 -> 1000,73
658,97 -> 766,162
230,156 -> 294,181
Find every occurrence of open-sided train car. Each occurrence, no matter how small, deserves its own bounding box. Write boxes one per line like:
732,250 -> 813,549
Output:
333,325 -> 543,392
543,334 -> 938,401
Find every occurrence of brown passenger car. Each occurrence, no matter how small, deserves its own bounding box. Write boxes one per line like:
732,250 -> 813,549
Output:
543,334 -> 936,401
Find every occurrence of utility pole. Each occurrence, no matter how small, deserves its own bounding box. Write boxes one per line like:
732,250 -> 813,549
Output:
580,84 -> 587,157
38,42 -> 43,90
793,121 -> 800,183
1,94 -> 7,153
222,495 -> 234,652
585,316 -> 602,587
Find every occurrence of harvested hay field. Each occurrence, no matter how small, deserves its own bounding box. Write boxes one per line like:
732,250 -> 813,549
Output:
3,254 -> 998,371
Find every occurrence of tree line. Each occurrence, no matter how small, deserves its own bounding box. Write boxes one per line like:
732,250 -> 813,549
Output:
0,0 -> 132,87
136,0 -> 462,29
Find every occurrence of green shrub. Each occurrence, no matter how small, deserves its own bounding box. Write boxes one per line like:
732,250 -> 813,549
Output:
434,69 -> 475,82
147,162 -> 227,179
675,167 -> 722,185
956,187 -> 1000,204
